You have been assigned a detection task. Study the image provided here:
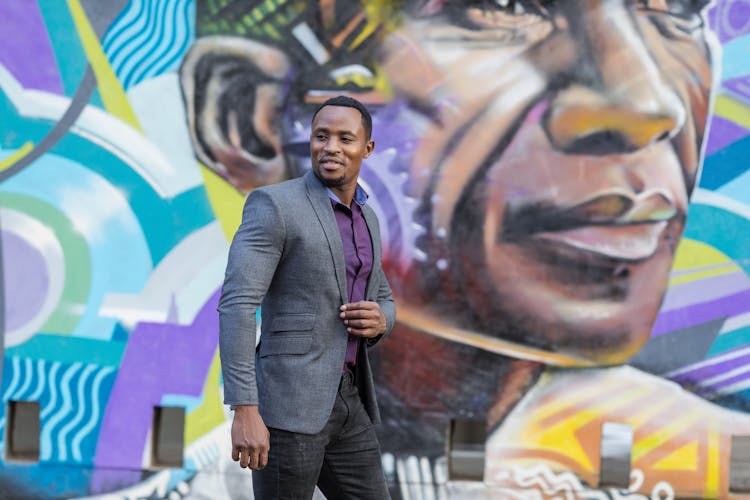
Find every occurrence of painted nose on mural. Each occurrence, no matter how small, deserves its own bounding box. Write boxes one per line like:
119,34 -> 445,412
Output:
543,2 -> 685,156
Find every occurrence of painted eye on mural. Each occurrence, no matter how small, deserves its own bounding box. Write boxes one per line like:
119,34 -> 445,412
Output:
441,0 -> 552,30
637,0 -> 711,26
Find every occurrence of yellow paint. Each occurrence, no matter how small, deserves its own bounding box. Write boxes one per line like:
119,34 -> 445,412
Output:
185,349 -> 225,445
704,426 -> 720,499
0,141 -> 34,172
524,385 -> 648,473
529,373 -> 633,422
66,0 -> 141,130
334,72 -> 377,88
199,163 -> 246,240
350,1 -> 400,49
627,394 -> 678,428
652,441 -> 698,471
632,411 -> 703,462
550,107 -> 676,150
714,94 -> 750,130
669,239 -> 738,286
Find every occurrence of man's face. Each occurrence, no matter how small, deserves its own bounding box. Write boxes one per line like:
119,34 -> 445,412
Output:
377,0 -> 713,364
310,105 -> 374,197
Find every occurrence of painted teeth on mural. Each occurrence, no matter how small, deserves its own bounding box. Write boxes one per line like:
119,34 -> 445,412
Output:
535,221 -> 668,261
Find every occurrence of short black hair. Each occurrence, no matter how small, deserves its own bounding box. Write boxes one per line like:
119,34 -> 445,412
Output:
312,95 -> 373,140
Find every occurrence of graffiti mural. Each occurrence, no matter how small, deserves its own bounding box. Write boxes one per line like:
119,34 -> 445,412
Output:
1,0 -> 750,498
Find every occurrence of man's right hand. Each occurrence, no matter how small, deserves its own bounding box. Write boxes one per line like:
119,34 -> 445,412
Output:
231,405 -> 270,470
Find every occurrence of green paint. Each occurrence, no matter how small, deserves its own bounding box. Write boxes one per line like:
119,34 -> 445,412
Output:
0,193 -> 91,334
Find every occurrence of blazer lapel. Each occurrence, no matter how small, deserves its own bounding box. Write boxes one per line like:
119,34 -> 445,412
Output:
362,205 -> 381,300
305,171 -> 348,303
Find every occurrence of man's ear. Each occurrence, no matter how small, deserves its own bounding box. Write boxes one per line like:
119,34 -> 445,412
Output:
180,36 -> 291,193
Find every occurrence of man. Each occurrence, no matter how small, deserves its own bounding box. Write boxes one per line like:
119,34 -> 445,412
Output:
218,95 -> 395,499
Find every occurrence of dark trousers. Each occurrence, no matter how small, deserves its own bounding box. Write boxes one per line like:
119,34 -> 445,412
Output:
252,369 -> 389,500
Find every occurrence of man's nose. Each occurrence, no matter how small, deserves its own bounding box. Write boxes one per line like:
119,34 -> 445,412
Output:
323,138 -> 341,153
543,0 -> 685,155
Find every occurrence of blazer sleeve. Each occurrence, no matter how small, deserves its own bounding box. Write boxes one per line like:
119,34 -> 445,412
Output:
367,264 -> 395,347
218,189 -> 285,406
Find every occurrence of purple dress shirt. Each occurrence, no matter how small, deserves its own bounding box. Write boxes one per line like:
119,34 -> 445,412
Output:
327,185 -> 373,371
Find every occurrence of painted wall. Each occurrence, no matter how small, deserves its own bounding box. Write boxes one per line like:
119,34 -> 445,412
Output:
1,0 -> 750,498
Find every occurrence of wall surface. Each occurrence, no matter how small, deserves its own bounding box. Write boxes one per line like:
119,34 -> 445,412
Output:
1,0 -> 750,499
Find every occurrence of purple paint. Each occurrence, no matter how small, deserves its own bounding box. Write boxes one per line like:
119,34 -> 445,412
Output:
91,290 -> 220,479
705,116 -> 750,156
2,230 -> 49,331
708,1 -> 750,43
651,288 -> 750,337
0,0 -> 63,94
660,271 -> 750,312
670,349 -> 750,385
702,368 -> 750,392
724,75 -> 750,103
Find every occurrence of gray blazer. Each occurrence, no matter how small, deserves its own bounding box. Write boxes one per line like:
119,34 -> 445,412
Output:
218,170 -> 396,434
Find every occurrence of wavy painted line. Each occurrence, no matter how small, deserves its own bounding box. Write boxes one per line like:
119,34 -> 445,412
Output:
147,0 -> 193,78
14,358 -> 34,399
41,362 -> 82,461
102,0 -> 147,54
27,358 -> 47,401
116,0 -> 164,88
126,0 -> 185,87
57,364 -> 97,462
71,366 -> 115,461
40,362 -> 62,420
2,357 -> 23,402
125,0 -> 179,88
107,0 -> 156,70
120,3 -> 170,88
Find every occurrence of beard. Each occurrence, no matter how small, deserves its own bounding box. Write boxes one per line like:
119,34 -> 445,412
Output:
314,169 -> 345,188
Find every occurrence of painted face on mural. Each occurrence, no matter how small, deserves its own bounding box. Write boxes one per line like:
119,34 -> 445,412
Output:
378,0 -> 714,364
181,0 -> 714,365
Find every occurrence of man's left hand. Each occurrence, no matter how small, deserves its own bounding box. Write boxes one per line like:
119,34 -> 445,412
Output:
339,301 -> 387,338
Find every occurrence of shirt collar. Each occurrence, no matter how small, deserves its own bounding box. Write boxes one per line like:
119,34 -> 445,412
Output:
326,184 -> 369,207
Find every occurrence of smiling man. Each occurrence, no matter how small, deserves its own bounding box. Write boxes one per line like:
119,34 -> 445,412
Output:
217,95 -> 394,499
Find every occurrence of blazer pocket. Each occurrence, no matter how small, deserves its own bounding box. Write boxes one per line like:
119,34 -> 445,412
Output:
259,313 -> 316,357
269,313 -> 316,332
259,334 -> 313,357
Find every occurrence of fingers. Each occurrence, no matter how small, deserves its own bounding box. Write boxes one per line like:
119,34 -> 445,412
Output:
340,301 -> 385,337
340,300 -> 377,312
234,446 -> 269,470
